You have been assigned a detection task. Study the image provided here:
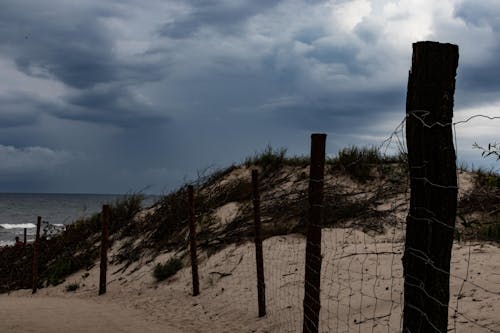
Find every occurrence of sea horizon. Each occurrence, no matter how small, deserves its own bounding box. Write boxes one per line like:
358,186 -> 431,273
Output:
0,192 -> 159,246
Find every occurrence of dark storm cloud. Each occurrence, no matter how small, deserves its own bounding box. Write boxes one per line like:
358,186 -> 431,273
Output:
454,1 -> 499,27
0,0 -> 168,129
353,18 -> 382,44
1,4 -> 163,90
266,88 -> 406,132
0,3 -> 116,89
0,0 -> 498,193
452,1 -> 500,98
61,85 -> 169,128
0,93 -> 44,128
159,0 -> 282,38
305,44 -> 375,76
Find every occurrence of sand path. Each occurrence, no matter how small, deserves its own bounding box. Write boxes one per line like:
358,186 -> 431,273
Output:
0,295 -> 184,333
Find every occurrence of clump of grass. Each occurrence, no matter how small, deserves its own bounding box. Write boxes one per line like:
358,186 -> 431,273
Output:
203,165 -> 239,187
329,146 -> 381,182
328,146 -> 405,182
115,241 -> 142,264
149,187 -> 190,246
284,154 -> 309,166
244,145 -> 287,170
244,145 -> 310,171
45,256 -> 78,286
478,221 -> 500,242
153,257 -> 183,282
36,195 -> 144,289
65,282 -> 79,292
62,194 -> 144,243
474,167 -> 500,188
110,194 -> 145,236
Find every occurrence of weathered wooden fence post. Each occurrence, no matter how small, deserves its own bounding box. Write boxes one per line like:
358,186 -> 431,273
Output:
32,216 -> 41,294
252,169 -> 266,317
303,133 -> 326,333
188,185 -> 200,296
23,227 -> 28,288
99,204 -> 110,296
403,41 -> 459,333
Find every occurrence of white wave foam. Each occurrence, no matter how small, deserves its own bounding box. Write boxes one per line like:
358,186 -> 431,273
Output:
0,223 -> 37,229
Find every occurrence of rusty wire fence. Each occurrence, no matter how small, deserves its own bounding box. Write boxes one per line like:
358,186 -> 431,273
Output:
183,113 -> 498,333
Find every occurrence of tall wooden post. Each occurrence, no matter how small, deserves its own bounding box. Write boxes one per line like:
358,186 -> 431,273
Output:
188,185 -> 200,296
23,228 -> 27,245
403,41 -> 459,333
252,169 -> 266,317
32,216 -> 41,294
99,204 -> 110,296
303,133 -> 326,333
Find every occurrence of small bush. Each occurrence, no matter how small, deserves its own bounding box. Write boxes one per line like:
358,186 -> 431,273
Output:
65,282 -> 79,292
46,256 -> 78,286
153,258 -> 183,282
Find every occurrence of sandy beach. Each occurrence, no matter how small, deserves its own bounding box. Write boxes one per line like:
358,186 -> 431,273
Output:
0,295 -> 183,333
2,228 -> 499,333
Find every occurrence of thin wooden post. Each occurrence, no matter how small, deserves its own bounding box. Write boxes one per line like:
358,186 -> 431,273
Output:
303,133 -> 326,333
99,204 -> 110,296
252,169 -> 266,317
23,227 -> 28,288
403,41 -> 459,333
32,216 -> 41,294
188,185 -> 200,296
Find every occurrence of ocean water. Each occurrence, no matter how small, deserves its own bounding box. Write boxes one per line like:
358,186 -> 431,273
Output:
0,193 -> 158,246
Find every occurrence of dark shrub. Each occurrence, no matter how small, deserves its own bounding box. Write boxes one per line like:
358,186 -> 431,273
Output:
153,257 -> 183,282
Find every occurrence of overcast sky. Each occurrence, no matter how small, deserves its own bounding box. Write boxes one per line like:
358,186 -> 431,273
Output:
0,0 -> 498,194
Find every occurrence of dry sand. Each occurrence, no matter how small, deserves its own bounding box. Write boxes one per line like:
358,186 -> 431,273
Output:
3,228 -> 499,333
0,295 -> 182,333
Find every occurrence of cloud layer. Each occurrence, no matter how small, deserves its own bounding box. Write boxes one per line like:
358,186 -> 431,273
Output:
0,0 -> 498,193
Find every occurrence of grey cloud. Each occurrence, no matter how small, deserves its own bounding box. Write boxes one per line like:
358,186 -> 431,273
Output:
0,1 -> 161,89
448,1 -> 500,105
304,43 -> 376,76
454,1 -> 500,28
61,85 -> 170,128
307,44 -> 360,64
0,1 -> 169,129
1,19 -> 115,88
264,88 -> 406,133
0,92 -> 61,128
0,144 -> 75,175
0,93 -> 41,127
354,18 -> 383,44
294,26 -> 328,44
0,0 -> 498,193
0,87 -> 164,130
159,0 -> 282,38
